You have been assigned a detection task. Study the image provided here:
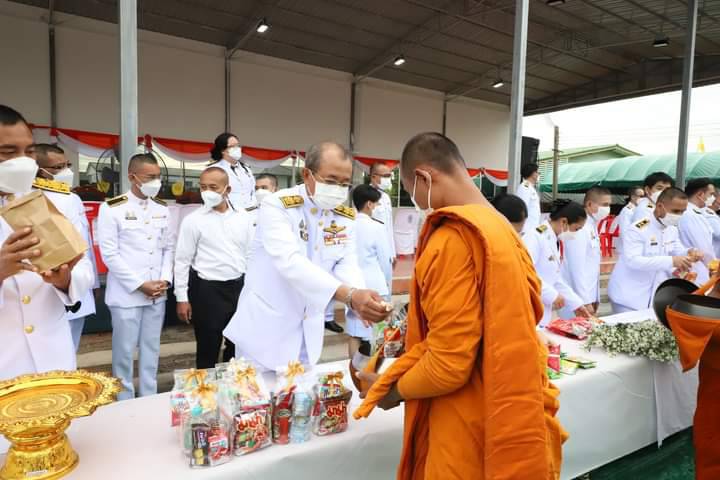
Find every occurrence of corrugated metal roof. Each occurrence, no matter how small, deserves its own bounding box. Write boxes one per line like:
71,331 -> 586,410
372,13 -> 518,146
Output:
11,0 -> 720,110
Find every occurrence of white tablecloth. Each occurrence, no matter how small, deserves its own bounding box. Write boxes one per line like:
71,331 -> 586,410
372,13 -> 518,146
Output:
0,344 -> 696,480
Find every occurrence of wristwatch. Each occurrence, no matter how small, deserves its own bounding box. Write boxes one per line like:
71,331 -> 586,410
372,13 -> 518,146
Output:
345,288 -> 357,310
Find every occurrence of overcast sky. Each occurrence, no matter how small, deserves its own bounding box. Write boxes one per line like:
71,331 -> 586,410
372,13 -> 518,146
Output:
523,83 -> 720,156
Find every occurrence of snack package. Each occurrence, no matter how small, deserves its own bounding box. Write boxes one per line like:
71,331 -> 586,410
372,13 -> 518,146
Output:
547,343 -> 561,372
560,359 -> 578,375
171,369 -> 210,428
313,372 -> 352,436
272,361 -> 306,445
564,355 -> 597,369
289,391 -> 314,444
222,359 -> 272,456
184,380 -> 232,468
547,317 -> 594,340
370,304 -> 408,358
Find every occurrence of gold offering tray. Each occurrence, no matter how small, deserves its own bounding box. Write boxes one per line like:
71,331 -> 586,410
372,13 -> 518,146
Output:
0,370 -> 120,480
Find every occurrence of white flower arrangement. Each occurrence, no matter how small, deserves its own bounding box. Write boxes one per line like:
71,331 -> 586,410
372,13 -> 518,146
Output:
583,320 -> 679,363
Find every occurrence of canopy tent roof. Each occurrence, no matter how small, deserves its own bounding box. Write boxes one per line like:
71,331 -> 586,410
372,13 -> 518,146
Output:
539,151 -> 720,193
10,0 -> 720,113
537,144 -> 640,162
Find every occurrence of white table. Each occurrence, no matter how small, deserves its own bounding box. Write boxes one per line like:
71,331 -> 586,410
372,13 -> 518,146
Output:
0,343 -> 696,480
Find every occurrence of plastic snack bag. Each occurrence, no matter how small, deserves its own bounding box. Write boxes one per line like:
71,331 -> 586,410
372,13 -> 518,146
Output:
272,361 -> 306,445
224,360 -> 272,456
185,380 -> 232,468
313,372 -> 352,436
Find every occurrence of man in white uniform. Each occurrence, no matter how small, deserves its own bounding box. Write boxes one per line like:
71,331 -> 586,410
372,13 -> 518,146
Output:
0,105 -> 94,381
615,186 -> 644,255
703,188 -> 720,258
515,162 -> 541,234
679,178 -> 716,284
35,143 -> 99,351
562,186 -> 611,315
609,188 -> 696,313
632,172 -> 674,223
224,141 -> 391,371
248,173 -> 279,239
369,163 -> 397,263
97,153 -> 175,400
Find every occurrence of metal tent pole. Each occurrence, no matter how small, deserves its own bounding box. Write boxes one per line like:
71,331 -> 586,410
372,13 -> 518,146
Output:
507,0 -> 529,195
676,0 -> 698,189
119,0 -> 138,194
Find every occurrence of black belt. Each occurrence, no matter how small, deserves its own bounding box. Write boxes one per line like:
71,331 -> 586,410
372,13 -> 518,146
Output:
190,269 -> 244,285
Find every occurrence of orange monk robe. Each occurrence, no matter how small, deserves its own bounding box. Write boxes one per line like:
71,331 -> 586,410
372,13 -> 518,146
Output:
666,308 -> 720,480
355,205 -> 567,480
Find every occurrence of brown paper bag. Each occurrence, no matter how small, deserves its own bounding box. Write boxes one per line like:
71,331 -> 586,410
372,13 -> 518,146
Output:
0,190 -> 88,272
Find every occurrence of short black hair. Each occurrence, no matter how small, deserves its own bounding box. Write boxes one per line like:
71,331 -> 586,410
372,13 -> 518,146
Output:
628,185 -> 643,196
352,184 -> 382,211
584,185 -> 611,204
210,132 -> 238,161
34,143 -> 64,163
491,193 -> 528,223
644,171 -> 674,188
549,199 -> 587,223
256,173 -> 278,188
128,152 -> 159,172
401,132 -> 467,174
370,162 -> 392,176
521,163 -> 539,180
685,177 -> 712,197
0,105 -> 28,127
658,187 -> 688,205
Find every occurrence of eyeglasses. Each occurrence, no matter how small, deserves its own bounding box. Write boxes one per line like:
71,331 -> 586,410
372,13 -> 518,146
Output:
310,171 -> 352,190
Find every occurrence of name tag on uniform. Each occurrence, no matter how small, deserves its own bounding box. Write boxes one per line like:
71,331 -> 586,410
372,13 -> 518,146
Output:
125,211 -> 137,220
650,236 -> 658,246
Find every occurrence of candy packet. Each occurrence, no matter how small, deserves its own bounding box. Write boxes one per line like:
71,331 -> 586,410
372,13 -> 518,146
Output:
184,380 -> 232,468
272,361 -> 307,445
371,304 -> 408,358
312,371 -> 352,436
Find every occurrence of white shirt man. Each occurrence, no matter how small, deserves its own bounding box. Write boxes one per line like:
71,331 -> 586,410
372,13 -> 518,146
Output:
369,163 -> 397,261
174,167 -> 253,368
609,189 -> 695,313
224,142 -> 389,371
678,179 -> 716,284
516,164 -> 541,234
213,158 -> 256,210
615,187 -> 644,255
97,154 -> 175,400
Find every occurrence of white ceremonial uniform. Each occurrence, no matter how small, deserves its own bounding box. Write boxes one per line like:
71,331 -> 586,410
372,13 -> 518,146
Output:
224,184 -> 365,371
561,214 -> 601,309
516,180 -> 541,234
631,197 -> 655,223
703,207 -> 720,259
0,190 -> 94,381
522,221 -> 583,327
345,212 -> 393,339
608,215 -> 688,312
615,203 -> 635,255
97,190 -> 175,400
678,203 -> 714,284
371,185 -> 396,259
211,159 -> 256,210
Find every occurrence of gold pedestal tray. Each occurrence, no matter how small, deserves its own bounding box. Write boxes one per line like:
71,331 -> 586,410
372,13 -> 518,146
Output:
0,370 -> 120,480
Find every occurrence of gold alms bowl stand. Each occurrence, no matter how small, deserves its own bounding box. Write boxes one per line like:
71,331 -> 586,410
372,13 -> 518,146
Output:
0,370 -> 120,480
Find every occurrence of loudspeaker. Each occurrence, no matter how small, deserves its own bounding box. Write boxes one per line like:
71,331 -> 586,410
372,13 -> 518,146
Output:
521,136 -> 540,167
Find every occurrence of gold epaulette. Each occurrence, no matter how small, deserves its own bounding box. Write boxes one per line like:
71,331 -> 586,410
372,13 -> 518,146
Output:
106,195 -> 128,207
333,204 -> 356,220
33,178 -> 70,194
151,197 -> 167,206
280,195 -> 303,209
635,218 -> 650,229
536,224 -> 548,234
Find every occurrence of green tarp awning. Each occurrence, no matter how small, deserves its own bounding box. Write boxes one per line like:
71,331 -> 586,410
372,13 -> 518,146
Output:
539,151 -> 720,193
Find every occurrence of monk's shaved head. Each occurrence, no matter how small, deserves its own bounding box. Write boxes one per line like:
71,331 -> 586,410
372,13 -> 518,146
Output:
400,132 -> 467,176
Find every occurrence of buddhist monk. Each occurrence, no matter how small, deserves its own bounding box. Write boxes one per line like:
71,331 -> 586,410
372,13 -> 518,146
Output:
355,132 -> 566,480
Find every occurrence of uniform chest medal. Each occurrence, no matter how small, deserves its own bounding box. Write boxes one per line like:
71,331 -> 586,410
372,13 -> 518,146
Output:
125,211 -> 137,220
650,236 -> 658,246
323,221 -> 347,246
299,220 -> 309,242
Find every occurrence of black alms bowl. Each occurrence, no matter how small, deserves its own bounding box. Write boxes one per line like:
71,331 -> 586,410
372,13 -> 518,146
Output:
654,278 -> 698,328
669,294 -> 720,321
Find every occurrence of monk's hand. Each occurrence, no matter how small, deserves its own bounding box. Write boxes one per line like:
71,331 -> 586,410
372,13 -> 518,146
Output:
356,371 -> 379,399
40,254 -> 83,293
351,289 -> 392,324
552,294 -> 565,310
378,384 -> 403,411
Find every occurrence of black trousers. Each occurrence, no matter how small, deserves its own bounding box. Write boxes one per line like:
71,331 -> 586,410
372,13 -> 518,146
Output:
188,269 -> 244,369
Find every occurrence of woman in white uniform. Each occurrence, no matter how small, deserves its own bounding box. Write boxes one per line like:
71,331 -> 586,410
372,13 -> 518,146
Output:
522,199 -> 590,327
208,133 -> 256,210
345,185 -> 393,357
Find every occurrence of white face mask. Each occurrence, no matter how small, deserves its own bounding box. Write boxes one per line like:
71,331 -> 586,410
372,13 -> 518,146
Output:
379,177 -> 392,191
0,156 -> 39,194
255,188 -> 271,205
593,205 -> 611,222
52,168 -> 74,186
650,190 -> 662,204
410,172 -> 432,214
201,188 -> 225,209
227,146 -> 242,162
705,194 -> 715,207
137,178 -> 161,198
558,230 -> 576,242
662,212 -> 682,228
310,173 -> 347,210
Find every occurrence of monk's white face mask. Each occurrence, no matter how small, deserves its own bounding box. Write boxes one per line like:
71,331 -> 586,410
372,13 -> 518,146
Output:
411,171 -> 433,214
